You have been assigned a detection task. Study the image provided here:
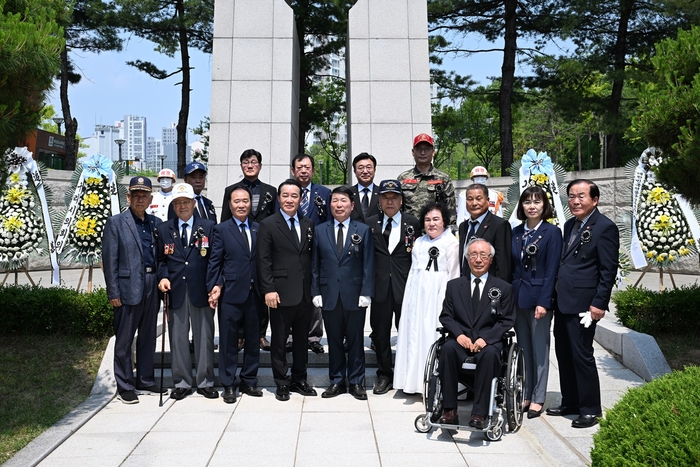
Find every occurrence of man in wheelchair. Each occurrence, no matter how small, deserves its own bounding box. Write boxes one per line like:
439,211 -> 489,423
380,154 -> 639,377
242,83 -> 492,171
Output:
437,238 -> 515,428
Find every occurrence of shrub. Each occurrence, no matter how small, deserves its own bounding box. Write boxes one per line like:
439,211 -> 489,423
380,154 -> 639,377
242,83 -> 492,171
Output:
591,366 -> 700,466
612,285 -> 700,336
0,285 -> 113,338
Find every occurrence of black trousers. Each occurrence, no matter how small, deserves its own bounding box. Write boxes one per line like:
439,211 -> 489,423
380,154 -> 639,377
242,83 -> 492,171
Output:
370,283 -> 401,379
219,287 -> 261,388
553,310 -> 601,416
270,301 -> 312,386
113,273 -> 159,393
323,302 -> 366,385
439,339 -> 502,417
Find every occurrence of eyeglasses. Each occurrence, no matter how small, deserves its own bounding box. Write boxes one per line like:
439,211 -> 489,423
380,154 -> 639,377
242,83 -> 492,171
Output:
468,253 -> 492,260
241,161 -> 259,167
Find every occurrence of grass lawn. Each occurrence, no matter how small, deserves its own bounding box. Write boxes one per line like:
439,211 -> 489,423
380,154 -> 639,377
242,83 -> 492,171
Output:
655,332 -> 700,371
0,335 -> 108,464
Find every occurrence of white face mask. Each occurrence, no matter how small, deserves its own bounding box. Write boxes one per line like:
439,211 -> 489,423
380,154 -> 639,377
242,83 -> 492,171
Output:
159,178 -> 173,189
472,176 -> 487,185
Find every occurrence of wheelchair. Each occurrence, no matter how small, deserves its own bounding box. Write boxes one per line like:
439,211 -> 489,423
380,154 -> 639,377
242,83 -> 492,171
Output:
414,328 -> 525,441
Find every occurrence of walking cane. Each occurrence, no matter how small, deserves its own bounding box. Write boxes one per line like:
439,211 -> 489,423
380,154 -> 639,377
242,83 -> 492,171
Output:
159,292 -> 168,407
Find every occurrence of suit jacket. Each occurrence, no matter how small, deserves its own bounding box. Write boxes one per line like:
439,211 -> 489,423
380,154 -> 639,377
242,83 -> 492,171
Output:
511,221 -> 563,310
206,218 -> 259,305
102,209 -> 161,306
350,184 -> 381,224
168,194 -> 217,223
366,212 -> 420,304
312,219 -> 375,311
256,211 -> 315,307
440,275 -> 515,346
556,208 -> 619,314
220,180 -> 277,223
156,217 -> 216,309
459,210 -> 512,282
300,183 -> 331,226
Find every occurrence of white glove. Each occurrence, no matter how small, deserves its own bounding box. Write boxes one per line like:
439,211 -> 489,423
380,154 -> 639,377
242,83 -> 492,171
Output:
312,295 -> 323,308
579,311 -> 593,328
358,296 -> 371,308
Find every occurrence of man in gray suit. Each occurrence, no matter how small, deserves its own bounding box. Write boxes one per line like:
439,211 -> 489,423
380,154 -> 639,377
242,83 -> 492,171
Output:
103,176 -> 163,404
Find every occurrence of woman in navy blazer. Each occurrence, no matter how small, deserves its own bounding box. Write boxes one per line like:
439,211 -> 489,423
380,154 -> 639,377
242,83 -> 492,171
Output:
511,186 -> 563,418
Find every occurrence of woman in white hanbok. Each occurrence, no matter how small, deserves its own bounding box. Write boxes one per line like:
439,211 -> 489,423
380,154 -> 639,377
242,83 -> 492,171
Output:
393,202 -> 460,394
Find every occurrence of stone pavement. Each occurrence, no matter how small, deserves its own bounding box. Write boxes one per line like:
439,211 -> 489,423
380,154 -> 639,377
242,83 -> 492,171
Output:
4,269 -> 698,467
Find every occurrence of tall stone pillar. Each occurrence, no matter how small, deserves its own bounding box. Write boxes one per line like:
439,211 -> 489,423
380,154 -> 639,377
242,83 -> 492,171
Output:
347,0 -> 433,184
208,0 -> 299,211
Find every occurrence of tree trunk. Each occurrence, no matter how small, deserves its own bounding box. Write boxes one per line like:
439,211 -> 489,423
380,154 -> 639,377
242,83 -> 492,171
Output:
176,0 -> 190,178
59,44 -> 77,171
499,0 -> 517,176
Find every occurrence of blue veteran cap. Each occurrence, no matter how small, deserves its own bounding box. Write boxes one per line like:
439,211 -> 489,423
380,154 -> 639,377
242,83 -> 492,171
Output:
379,179 -> 402,195
128,176 -> 152,192
184,161 -> 207,175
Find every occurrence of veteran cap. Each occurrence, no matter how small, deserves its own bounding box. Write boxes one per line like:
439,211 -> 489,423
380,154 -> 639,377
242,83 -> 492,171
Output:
413,133 -> 434,147
128,176 -> 152,192
184,161 -> 207,175
171,182 -> 195,200
378,179 -> 403,195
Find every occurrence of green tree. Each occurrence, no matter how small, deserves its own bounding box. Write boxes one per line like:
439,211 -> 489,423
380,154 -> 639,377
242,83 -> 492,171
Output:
115,0 -> 214,177
0,0 -> 63,147
633,25 -> 700,205
309,78 -> 348,183
191,116 -> 209,163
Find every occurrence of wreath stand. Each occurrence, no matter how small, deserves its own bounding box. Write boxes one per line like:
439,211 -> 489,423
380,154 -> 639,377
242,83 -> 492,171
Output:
76,263 -> 102,293
633,264 -> 677,291
1,267 -> 36,286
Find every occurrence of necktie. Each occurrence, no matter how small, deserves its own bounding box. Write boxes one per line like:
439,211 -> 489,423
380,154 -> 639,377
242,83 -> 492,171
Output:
568,219 -> 582,248
239,223 -> 250,253
383,216 -> 393,248
472,277 -> 481,312
300,188 -> 310,216
467,220 -> 479,240
337,223 -> 345,258
181,223 -> 188,249
362,187 -> 370,217
196,195 -> 208,219
289,217 -> 300,247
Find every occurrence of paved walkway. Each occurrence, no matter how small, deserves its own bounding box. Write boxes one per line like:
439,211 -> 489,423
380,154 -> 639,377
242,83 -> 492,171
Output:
5,269 -> 698,467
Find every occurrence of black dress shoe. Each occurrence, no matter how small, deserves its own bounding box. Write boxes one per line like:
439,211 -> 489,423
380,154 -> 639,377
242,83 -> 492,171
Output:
276,385 -> 290,401
527,407 -> 544,419
170,387 -> 191,401
290,381 -> 317,396
136,385 -> 168,395
223,387 -> 237,403
468,414 -> 485,429
373,377 -> 393,395
349,383 -> 367,400
240,385 -> 263,397
321,383 -> 346,398
197,387 -> 220,399
438,408 -> 459,425
308,341 -> 324,354
118,390 -> 139,404
546,406 -> 579,416
259,337 -> 271,351
572,414 -> 600,428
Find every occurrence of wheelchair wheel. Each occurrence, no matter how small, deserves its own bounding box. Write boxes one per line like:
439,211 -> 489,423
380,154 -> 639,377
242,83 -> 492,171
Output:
423,340 -> 443,422
505,344 -> 525,431
486,424 -> 503,441
414,414 -> 431,433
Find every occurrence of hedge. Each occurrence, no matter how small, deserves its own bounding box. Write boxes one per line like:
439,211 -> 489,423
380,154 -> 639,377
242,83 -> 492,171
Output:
0,285 -> 113,338
591,366 -> 700,466
611,284 -> 700,336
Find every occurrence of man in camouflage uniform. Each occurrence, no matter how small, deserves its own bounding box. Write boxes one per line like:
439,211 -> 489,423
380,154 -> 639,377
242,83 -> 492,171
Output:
397,133 -> 457,225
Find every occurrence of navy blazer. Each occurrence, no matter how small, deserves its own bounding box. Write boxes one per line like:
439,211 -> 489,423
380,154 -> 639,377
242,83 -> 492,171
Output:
103,209 -> 161,306
168,194 -> 217,223
440,275 -> 515,345
511,221 -> 562,310
300,183 -> 331,226
556,209 -> 619,314
206,218 -> 259,305
458,210 -> 512,282
156,217 -> 216,309
311,219 -> 375,311
220,180 -> 277,223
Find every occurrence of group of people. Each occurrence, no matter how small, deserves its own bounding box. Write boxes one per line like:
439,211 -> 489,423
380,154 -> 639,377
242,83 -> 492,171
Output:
102,132 -> 619,433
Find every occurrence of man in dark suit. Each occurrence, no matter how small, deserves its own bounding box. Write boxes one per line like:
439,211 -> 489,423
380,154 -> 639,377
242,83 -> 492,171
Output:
257,179 -> 318,402
366,179 -> 420,394
156,183 -> 217,401
168,162 -> 217,223
546,179 -> 619,428
220,149 -> 277,352
206,186 -> 262,403
103,176 -> 164,404
350,152 -> 381,224
437,238 -> 515,427
291,153 -> 331,353
458,183 -> 512,281
312,186 -> 375,400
